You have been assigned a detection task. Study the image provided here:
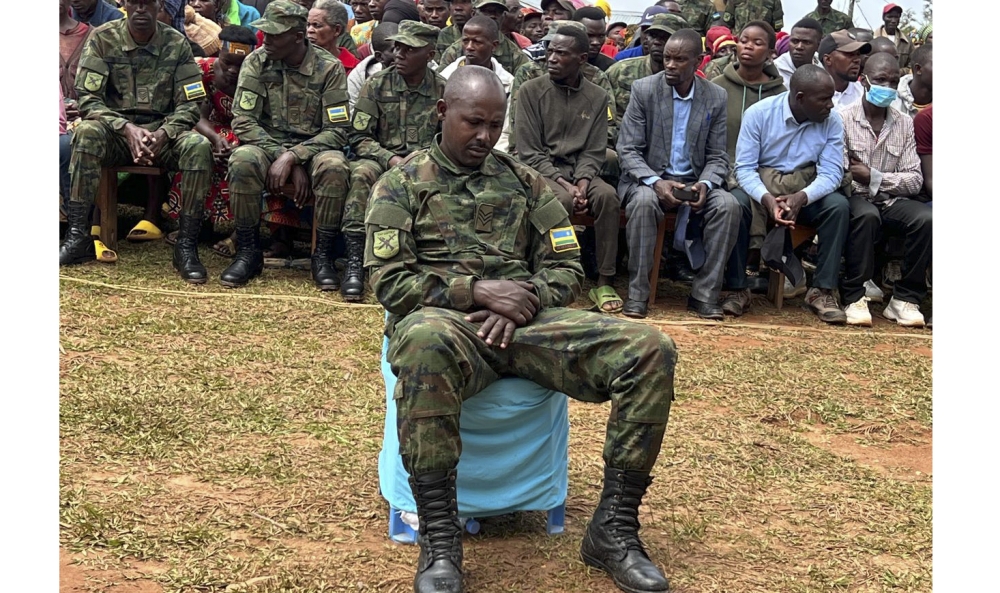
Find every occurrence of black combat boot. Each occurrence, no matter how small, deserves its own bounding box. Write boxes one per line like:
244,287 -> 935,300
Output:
409,470 -> 463,593
172,214 -> 208,284
219,223 -> 263,288
580,467 -> 669,593
340,232 -> 366,302
311,227 -> 340,291
59,201 -> 95,266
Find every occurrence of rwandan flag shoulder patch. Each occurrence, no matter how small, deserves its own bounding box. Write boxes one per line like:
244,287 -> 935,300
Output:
549,226 -> 580,253
183,81 -> 207,100
327,105 -> 349,123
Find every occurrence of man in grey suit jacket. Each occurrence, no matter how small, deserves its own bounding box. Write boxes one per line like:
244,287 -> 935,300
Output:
617,28 -> 741,319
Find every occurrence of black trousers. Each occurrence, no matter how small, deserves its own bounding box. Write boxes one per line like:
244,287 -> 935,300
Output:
842,196 -> 932,305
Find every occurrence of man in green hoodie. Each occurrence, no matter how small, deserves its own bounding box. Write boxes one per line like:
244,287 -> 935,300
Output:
711,20 -> 785,311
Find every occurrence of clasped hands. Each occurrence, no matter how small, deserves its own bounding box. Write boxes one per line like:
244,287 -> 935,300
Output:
123,123 -> 168,167
464,279 -> 540,350
761,190 -> 808,229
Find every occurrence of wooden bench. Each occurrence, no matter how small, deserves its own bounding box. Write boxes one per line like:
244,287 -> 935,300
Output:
96,165 -> 167,250
570,210 -> 675,304
765,225 -> 817,310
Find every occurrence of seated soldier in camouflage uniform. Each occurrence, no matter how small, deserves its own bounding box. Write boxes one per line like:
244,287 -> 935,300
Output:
60,0 -> 214,283
435,0 -> 528,78
367,66 -> 677,593
222,1 -> 353,289
345,20 -> 447,302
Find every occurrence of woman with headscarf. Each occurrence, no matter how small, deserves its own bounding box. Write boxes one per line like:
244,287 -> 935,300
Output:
916,22 -> 932,45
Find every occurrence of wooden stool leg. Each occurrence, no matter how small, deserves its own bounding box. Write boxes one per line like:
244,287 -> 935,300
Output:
768,270 -> 784,310
311,223 -> 317,254
98,168 -> 118,250
649,215 -> 668,304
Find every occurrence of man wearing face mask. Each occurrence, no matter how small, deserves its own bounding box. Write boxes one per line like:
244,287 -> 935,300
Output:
839,52 -> 930,328
819,29 -> 870,111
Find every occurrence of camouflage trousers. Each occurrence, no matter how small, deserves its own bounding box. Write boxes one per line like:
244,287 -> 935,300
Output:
227,146 -> 349,228
70,120 -> 211,216
342,159 -> 384,235
387,307 -> 677,475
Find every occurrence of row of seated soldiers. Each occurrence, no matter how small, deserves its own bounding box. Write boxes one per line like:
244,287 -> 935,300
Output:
58,0 -> 932,328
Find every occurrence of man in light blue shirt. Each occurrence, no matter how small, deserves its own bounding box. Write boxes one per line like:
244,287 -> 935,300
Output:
722,64 -> 850,324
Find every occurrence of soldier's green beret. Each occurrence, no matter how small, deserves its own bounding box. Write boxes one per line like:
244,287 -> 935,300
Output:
541,20 -> 585,43
646,13 -> 688,37
386,21 -> 442,48
251,0 -> 308,35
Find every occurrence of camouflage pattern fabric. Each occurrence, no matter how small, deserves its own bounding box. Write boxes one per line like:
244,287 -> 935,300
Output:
701,53 -> 733,80
71,20 -> 211,213
367,140 -> 677,475
722,0 -> 784,34
344,65 -> 445,234
228,42 -> 352,227
677,0 -> 722,36
435,23 -> 462,58
804,9 -> 854,36
605,55 -> 654,123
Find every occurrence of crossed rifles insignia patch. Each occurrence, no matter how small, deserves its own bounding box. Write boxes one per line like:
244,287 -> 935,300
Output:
373,229 -> 399,259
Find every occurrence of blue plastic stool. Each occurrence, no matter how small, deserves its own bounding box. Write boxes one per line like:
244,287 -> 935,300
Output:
378,334 -> 569,544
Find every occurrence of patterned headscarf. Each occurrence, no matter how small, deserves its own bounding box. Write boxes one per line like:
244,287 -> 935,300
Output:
161,0 -> 189,37
916,22 -> 932,43
775,34 -> 790,56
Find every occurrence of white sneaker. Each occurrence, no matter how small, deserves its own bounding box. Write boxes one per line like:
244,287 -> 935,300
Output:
883,297 -> 926,327
845,297 -> 873,326
864,280 -> 884,303
784,276 -> 807,298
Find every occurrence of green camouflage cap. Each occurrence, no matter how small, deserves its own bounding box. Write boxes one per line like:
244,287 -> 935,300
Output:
541,20 -> 586,43
646,13 -> 688,36
474,0 -> 509,11
386,20 -> 442,48
250,0 -> 308,35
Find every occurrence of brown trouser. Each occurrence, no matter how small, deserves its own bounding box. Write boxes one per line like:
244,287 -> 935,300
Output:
545,177 -> 620,278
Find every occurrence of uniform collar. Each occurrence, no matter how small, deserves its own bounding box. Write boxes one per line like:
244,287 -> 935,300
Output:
430,136 -> 505,177
265,41 -> 318,75
390,66 -> 438,95
120,20 -> 163,56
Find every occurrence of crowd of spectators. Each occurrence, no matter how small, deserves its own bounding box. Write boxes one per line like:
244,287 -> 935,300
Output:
59,0 -> 933,327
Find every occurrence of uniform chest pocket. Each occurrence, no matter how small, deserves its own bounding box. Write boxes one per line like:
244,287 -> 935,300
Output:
421,188 -> 477,255
260,74 -> 286,128
109,63 -> 135,106
290,87 -> 321,134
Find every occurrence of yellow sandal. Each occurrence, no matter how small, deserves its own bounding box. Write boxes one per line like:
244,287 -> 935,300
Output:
126,219 -> 164,242
94,240 -> 118,263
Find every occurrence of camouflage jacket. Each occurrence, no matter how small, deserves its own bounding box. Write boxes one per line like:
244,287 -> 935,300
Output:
722,0 -> 784,34
678,0 -> 723,36
231,43 -> 351,162
349,66 -> 446,169
436,34 -> 528,81
75,20 -> 202,138
606,55 -> 656,124
365,138 -> 584,332
805,9 -> 854,36
436,24 -> 462,58
701,54 -> 733,80
508,61 -> 615,153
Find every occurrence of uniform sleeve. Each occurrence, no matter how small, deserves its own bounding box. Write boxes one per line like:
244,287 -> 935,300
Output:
772,0 -> 785,31
159,41 -> 203,140
75,35 -> 130,132
572,92 -> 609,182
524,174 -> 585,308
349,77 -> 396,168
366,171 -> 479,315
600,74 -> 618,147
231,56 -> 286,160
288,60 -> 351,163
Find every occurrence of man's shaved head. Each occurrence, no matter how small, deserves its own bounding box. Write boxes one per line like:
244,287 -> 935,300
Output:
863,51 -> 898,76
789,64 -> 835,123
443,65 -> 505,103
869,36 -> 897,57
438,66 -> 507,167
789,63 -> 833,95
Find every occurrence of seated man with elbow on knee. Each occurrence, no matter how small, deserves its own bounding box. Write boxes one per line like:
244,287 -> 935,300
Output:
367,66 -> 677,593
840,53 -> 930,327
617,27 -> 740,320
724,64 -> 851,325
61,0 -> 213,282
223,1 -> 353,290
514,23 -> 622,313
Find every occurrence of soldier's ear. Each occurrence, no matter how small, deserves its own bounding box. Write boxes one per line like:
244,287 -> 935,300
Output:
436,98 -> 447,122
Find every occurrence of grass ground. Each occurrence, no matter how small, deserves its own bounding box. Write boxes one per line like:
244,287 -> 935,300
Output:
60,232 -> 931,593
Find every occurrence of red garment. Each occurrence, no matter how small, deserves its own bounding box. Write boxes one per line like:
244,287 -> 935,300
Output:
511,31 -> 532,49
358,42 -> 372,59
601,42 -> 618,59
914,105 -> 932,156
696,54 -> 711,79
165,58 -> 237,225
60,21 -> 90,99
336,46 -> 361,75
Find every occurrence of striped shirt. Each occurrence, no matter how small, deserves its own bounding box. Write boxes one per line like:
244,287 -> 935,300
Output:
840,100 -> 923,208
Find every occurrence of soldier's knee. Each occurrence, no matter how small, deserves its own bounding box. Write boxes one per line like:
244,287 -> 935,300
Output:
312,151 -> 350,182
350,160 -> 382,185
71,121 -> 109,156
228,146 -> 266,176
178,134 -> 213,170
